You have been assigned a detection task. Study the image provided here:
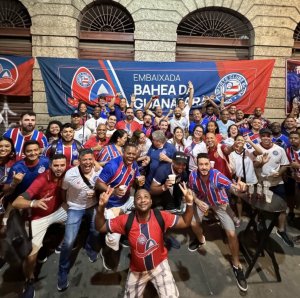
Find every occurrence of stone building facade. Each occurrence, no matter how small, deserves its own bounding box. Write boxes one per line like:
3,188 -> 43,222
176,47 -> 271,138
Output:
1,0 -> 300,127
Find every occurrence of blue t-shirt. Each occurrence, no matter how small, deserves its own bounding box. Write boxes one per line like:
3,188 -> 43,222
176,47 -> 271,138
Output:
110,105 -> 126,122
145,142 -> 176,190
5,156 -> 50,200
189,118 -> 209,135
98,156 -> 140,208
272,134 -> 290,150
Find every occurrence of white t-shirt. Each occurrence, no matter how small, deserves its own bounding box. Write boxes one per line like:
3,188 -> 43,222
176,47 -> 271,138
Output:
255,143 -> 290,186
62,166 -> 102,210
169,117 -> 189,134
167,138 -> 186,152
74,126 -> 92,144
85,117 -> 106,134
229,149 -> 258,184
106,128 -> 116,139
184,136 -> 207,172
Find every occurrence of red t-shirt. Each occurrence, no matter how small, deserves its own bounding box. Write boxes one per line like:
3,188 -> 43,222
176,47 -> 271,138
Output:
208,145 -> 232,179
115,120 -> 142,134
22,169 -> 64,220
84,136 -> 109,157
108,210 -> 178,272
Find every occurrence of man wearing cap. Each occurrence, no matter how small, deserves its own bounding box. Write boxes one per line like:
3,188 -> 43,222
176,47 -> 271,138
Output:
71,111 -> 92,145
254,127 -> 294,247
150,151 -> 188,213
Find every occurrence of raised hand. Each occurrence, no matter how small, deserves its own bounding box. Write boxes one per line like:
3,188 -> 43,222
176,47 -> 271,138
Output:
32,194 -> 53,210
262,152 -> 270,164
188,81 -> 194,91
99,186 -> 114,207
233,177 -> 247,193
130,94 -> 136,102
179,182 -> 194,205
12,171 -> 25,185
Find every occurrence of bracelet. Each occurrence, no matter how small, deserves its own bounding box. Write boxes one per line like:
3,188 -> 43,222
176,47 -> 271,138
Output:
186,202 -> 193,206
30,200 -> 36,208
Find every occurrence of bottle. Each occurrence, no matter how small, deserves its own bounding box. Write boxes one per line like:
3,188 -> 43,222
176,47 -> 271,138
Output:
256,183 -> 262,196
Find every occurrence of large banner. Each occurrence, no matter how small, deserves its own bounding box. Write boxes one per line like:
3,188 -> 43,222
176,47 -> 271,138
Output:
286,59 -> 300,114
0,55 -> 34,96
37,57 -> 275,116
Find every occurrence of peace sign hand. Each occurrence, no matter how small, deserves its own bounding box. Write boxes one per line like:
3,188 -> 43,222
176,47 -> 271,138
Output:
99,186 -> 114,207
179,182 -> 194,205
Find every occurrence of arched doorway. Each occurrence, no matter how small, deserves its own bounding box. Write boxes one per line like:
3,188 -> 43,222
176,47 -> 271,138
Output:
0,0 -> 32,134
176,7 -> 253,61
79,1 -> 135,61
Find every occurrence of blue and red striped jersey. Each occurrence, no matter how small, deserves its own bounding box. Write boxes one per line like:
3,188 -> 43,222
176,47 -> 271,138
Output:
189,169 -> 232,206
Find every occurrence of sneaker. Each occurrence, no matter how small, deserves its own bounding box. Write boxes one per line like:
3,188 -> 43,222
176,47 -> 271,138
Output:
21,279 -> 35,298
54,246 -> 61,254
276,230 -> 294,247
232,265 -> 248,292
37,256 -> 48,264
188,236 -> 206,252
100,248 -> 112,271
57,274 -> 69,292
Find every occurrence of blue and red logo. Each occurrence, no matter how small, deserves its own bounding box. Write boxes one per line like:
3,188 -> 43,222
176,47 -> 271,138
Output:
0,57 -> 18,91
215,73 -> 248,104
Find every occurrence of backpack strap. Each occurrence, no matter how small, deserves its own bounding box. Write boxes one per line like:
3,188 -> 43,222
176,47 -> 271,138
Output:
153,208 -> 165,232
125,211 -> 135,236
124,209 -> 165,236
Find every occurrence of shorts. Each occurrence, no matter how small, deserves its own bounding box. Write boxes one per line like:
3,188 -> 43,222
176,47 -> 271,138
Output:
104,196 -> 134,251
27,207 -> 67,256
194,203 -> 235,231
124,259 -> 179,298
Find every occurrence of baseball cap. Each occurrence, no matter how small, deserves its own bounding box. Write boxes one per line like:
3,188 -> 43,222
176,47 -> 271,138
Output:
71,111 -> 80,118
259,128 -> 272,135
172,151 -> 188,164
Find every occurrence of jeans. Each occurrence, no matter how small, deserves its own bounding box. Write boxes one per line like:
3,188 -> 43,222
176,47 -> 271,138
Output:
58,206 -> 99,280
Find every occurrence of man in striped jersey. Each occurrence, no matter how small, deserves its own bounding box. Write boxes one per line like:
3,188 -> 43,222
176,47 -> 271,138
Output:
96,143 -> 145,267
3,112 -> 48,161
189,153 -> 248,292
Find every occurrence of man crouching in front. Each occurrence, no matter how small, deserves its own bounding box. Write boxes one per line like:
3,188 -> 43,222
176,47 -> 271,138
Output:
95,184 -> 194,298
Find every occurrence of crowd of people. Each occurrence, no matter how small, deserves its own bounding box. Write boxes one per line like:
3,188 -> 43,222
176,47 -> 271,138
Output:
1,81 -> 300,298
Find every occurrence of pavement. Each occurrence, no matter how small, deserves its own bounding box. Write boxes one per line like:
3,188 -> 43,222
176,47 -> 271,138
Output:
1,216 -> 300,298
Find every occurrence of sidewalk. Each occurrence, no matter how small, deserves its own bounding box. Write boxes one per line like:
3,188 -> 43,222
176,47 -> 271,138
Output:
1,220 -> 300,297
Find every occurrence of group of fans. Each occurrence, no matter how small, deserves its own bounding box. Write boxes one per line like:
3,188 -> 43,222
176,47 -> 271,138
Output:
1,80 -> 300,298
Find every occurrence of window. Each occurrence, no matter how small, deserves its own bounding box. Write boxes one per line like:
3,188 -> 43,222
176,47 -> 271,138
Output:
79,1 -> 135,60
176,8 -> 253,61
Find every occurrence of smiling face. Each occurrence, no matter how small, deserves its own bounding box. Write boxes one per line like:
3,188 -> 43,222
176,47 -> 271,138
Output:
134,189 -> 152,213
229,125 -> 239,138
24,144 -> 40,162
193,110 -> 202,122
79,153 -> 94,174
123,145 -> 137,166
197,157 -> 211,176
0,140 -> 12,158
61,127 -> 75,143
96,124 -> 107,139
49,123 -> 61,137
260,133 -> 272,147
174,128 -> 184,141
205,132 -> 216,148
